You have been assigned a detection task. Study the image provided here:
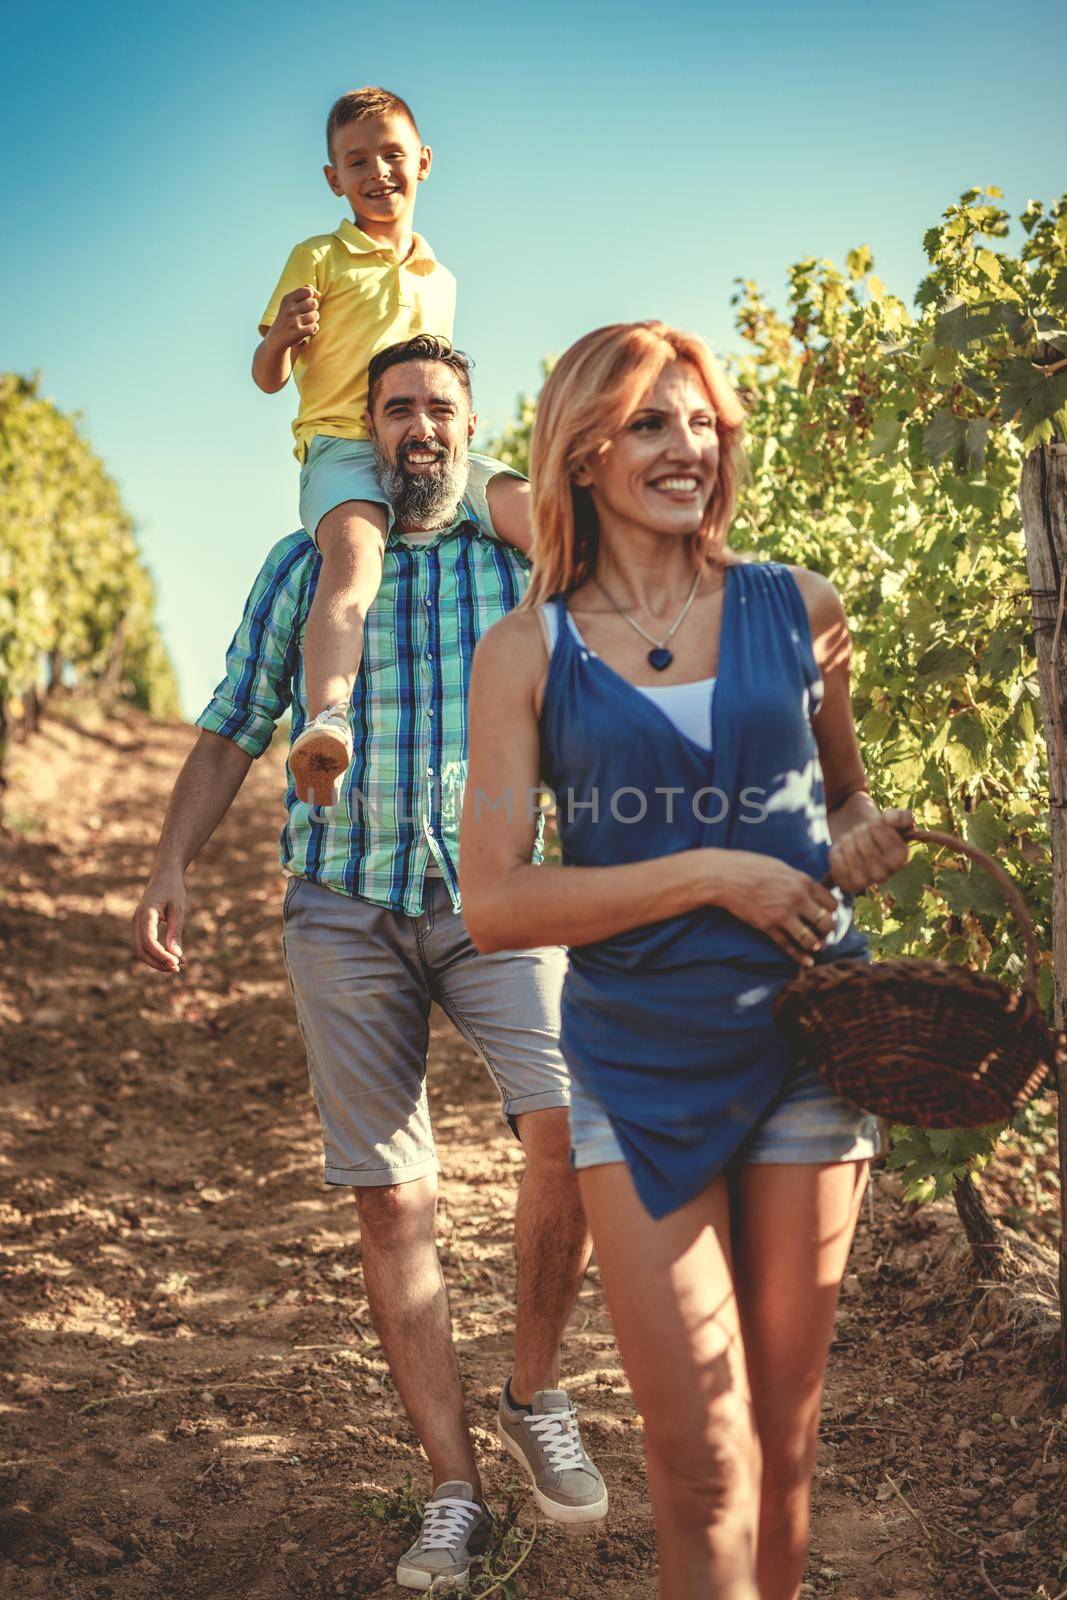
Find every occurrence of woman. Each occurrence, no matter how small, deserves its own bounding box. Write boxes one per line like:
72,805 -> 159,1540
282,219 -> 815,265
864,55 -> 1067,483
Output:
459,322 -> 909,1600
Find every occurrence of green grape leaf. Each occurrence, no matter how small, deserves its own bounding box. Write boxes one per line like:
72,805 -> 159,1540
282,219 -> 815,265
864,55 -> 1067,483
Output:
981,631 -> 1023,686
934,300 -> 1027,351
1034,313 -> 1067,354
964,800 -> 1011,855
937,863 -> 1011,920
869,415 -> 903,458
846,245 -> 873,280
923,411 -> 964,466
885,854 -> 933,915
1000,357 -> 1067,438
916,641 -> 974,683
962,418 -> 993,471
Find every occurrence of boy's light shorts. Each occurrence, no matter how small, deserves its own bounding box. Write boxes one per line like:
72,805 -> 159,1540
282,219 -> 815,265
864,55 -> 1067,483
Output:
298,435 -> 519,546
281,874 -> 571,1187
568,1064 -> 884,1174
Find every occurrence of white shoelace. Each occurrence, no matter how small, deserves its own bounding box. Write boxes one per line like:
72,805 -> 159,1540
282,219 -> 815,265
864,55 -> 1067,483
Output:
308,701 -> 351,732
527,1408 -> 586,1472
419,1497 -> 482,1552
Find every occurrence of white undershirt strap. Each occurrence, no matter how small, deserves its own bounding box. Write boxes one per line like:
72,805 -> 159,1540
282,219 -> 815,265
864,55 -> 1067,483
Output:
537,603 -> 715,752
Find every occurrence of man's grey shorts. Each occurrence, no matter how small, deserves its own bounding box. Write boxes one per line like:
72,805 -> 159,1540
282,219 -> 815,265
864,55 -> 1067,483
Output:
281,875 -> 571,1186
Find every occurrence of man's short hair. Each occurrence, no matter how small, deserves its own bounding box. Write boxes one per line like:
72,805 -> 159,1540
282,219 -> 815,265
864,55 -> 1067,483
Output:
326,87 -> 420,162
366,336 -> 474,415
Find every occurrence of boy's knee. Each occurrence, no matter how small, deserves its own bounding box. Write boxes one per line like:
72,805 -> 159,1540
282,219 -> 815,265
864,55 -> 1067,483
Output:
316,499 -> 388,561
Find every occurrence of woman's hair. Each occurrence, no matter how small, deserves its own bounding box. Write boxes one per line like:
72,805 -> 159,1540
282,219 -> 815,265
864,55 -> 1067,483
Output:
525,321 -> 746,604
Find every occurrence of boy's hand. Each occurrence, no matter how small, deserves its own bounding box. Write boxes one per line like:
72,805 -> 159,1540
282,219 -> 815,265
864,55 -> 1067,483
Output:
270,284 -> 320,351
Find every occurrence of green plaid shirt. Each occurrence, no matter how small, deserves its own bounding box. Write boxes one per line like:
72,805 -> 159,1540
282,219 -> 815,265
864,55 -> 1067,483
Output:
197,516 -> 533,914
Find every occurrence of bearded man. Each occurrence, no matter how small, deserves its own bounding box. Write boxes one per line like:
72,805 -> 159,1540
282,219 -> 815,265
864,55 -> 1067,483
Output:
133,336 -> 606,1591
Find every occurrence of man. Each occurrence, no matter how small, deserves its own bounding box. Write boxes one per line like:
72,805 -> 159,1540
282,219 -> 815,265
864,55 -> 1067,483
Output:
133,335 -> 605,1592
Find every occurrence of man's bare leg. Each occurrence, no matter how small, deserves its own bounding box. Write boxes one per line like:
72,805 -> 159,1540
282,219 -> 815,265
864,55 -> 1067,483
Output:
355,1176 -> 481,1494
509,1107 -> 592,1402
354,1114 -> 591,1488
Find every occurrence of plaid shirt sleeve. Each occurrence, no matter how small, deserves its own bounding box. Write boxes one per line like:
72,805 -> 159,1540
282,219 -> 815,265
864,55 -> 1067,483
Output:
195,535 -> 312,758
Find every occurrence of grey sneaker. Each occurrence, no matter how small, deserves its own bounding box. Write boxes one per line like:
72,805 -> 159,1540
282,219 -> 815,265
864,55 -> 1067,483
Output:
395,1481 -> 490,1592
497,1384 -> 608,1523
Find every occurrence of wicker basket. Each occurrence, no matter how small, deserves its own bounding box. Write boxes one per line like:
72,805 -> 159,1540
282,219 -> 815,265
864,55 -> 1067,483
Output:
773,828 -> 1063,1128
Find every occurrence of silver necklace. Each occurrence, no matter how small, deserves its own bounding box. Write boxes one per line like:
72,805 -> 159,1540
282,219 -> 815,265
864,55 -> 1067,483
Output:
593,570 -> 702,671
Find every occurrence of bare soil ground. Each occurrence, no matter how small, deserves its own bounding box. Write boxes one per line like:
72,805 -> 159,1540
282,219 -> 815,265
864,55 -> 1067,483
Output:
1,705 -> 1065,1599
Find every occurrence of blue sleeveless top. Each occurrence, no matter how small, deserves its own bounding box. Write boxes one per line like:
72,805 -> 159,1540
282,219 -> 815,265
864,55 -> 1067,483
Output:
539,561 -> 868,1218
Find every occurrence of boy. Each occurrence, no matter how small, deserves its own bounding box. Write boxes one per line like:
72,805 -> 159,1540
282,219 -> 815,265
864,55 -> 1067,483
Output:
253,87 -> 527,804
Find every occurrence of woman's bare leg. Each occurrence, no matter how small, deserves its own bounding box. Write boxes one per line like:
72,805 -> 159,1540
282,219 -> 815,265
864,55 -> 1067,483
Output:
578,1162 -> 760,1600
731,1161 -> 868,1600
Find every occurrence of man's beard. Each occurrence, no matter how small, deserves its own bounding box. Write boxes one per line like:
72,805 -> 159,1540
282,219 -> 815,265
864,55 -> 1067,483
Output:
372,438 -> 470,529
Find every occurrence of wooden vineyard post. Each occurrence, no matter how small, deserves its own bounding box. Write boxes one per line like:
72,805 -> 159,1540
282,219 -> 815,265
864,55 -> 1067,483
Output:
1020,441 -> 1067,1380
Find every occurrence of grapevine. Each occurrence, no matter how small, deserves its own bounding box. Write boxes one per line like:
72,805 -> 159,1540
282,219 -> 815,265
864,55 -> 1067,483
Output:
0,373 -> 179,761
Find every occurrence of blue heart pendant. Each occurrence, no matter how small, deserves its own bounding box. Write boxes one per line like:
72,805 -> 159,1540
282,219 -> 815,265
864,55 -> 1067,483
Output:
647,647 -> 673,671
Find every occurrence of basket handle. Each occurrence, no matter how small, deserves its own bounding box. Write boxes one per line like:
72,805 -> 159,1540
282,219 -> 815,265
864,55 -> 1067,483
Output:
901,826 -> 1041,995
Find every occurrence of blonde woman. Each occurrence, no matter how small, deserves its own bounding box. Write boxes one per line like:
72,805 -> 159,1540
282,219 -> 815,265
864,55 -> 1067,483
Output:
459,322 -> 910,1600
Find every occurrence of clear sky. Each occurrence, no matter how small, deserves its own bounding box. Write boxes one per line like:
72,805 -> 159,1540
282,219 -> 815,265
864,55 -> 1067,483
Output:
5,0 -> 1066,717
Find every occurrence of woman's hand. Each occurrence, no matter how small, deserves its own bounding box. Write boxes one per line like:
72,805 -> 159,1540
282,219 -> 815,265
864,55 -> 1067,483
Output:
827,808 -> 912,896
712,852 -> 841,966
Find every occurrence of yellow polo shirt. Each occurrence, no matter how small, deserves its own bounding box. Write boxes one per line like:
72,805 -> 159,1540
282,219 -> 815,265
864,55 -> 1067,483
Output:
259,218 -> 457,460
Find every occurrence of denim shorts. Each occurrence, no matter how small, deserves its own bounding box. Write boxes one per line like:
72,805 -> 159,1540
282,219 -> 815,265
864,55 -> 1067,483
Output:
298,435 -> 517,546
568,1065 -> 883,1173
282,875 -> 570,1186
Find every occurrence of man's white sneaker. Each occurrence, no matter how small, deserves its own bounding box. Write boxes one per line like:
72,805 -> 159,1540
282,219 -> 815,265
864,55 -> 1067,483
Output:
289,702 -> 353,806
395,1481 -> 490,1591
497,1384 -> 608,1523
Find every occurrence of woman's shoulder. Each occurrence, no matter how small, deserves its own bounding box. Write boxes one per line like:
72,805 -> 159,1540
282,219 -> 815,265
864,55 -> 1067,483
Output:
730,555 -> 843,618
472,604 -> 558,722
474,604 -> 552,672
786,565 -> 845,626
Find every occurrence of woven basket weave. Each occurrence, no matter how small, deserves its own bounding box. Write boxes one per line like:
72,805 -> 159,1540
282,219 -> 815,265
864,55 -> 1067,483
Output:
773,828 -> 1062,1128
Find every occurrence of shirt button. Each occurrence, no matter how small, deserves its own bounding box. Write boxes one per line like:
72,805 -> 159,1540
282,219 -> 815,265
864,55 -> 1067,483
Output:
427,652 -> 433,661
427,707 -> 434,717
427,766 -> 434,776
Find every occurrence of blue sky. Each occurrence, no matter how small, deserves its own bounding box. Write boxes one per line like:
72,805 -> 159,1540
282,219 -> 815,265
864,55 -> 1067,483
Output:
5,0 -> 1066,716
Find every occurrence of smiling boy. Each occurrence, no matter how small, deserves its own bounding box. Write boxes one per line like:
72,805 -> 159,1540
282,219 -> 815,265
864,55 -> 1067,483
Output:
253,87 -> 526,805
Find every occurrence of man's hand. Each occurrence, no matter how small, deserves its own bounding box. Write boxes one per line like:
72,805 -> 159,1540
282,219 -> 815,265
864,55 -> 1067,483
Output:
828,808 -> 912,896
131,729 -> 252,971
133,870 -> 188,973
268,284 -> 320,352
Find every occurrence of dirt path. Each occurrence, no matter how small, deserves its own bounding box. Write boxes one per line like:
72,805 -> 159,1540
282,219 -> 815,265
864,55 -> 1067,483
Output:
1,707 -> 1064,1599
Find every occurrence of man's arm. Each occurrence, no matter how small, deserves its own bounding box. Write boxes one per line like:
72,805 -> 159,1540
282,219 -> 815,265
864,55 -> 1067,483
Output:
133,731 -> 253,972
133,533 -> 307,970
